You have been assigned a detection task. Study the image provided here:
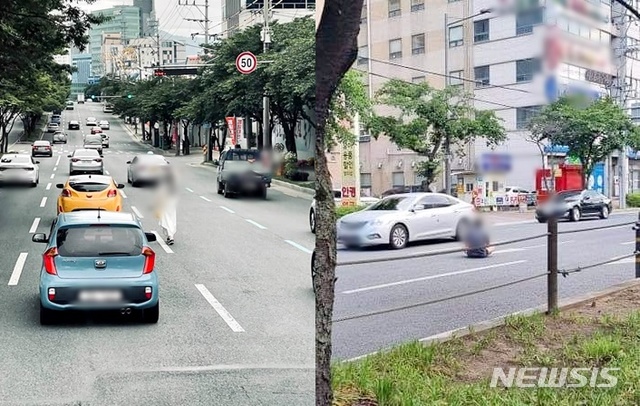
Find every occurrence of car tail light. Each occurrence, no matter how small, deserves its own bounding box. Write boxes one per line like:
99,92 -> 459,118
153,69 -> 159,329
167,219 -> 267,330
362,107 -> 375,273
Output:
145,287 -> 152,300
142,247 -> 155,274
32,146 -> 37,150
48,288 -> 55,301
45,146 -> 51,150
107,189 -> 117,197
43,247 -> 58,275
94,158 -> 102,162
71,158 -> 79,162
61,189 -> 71,197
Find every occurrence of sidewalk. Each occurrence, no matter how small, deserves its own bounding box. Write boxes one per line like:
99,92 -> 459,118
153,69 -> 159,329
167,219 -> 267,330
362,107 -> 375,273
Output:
121,122 -> 176,156
480,206 -> 640,226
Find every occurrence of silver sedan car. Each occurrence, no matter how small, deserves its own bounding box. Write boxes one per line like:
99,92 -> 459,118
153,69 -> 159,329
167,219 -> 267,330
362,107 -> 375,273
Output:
68,149 -> 103,175
52,131 -> 68,144
337,192 -> 476,249
0,154 -> 39,186
126,153 -> 170,186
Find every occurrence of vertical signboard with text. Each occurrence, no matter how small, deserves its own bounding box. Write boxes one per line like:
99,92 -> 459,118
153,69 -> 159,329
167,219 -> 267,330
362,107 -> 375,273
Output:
236,117 -> 245,148
341,114 -> 360,207
225,117 -> 237,146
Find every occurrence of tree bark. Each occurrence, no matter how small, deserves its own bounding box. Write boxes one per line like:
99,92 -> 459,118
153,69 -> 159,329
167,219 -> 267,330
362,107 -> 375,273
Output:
315,2 -> 364,405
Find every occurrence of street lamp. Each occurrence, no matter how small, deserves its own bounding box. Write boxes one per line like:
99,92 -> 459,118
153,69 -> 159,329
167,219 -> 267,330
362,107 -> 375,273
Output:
443,8 -> 493,195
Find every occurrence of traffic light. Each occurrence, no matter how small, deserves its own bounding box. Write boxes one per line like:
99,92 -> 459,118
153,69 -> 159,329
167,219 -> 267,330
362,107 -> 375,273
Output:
127,94 -> 133,99
154,69 -> 166,77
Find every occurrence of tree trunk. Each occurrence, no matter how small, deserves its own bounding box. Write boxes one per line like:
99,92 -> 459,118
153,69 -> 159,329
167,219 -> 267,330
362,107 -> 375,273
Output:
315,2 -> 364,405
257,120 -> 264,150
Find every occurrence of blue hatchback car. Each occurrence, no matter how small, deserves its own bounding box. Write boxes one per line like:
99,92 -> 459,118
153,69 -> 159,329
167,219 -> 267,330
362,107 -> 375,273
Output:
32,211 -> 160,325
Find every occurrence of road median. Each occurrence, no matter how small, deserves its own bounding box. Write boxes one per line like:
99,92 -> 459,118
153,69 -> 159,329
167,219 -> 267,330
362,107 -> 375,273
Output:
333,279 -> 640,405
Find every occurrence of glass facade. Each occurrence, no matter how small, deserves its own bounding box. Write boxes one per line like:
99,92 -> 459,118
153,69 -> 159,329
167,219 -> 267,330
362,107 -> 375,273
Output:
89,6 -> 141,77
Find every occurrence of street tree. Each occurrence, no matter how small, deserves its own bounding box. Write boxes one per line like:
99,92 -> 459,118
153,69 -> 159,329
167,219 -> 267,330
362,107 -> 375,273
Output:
325,69 -> 372,149
315,1 -> 365,405
528,95 -> 640,188
368,80 -> 505,191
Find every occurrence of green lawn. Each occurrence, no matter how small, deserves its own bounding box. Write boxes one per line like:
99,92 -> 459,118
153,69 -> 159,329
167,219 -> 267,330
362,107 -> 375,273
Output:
333,287 -> 640,405
274,175 -> 313,190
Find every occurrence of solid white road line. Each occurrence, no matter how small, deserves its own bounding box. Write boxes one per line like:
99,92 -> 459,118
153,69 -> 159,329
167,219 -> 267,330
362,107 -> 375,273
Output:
219,205 -> 235,214
493,220 -> 537,227
621,241 -> 636,245
185,187 -> 194,193
55,156 -> 60,166
200,195 -> 212,202
8,253 -> 28,286
195,284 -> 245,332
50,174 -> 55,179
131,206 -> 144,218
284,240 -> 313,254
46,183 -> 51,190
29,218 -> 40,234
342,260 -> 528,294
245,219 -> 266,229
152,231 -> 174,254
39,197 -> 47,207
493,248 -> 527,254
120,190 -> 127,198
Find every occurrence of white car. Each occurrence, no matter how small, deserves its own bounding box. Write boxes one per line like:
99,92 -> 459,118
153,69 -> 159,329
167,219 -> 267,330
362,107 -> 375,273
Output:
0,154 -> 39,187
47,122 -> 59,133
337,192 -> 476,249
309,190 -> 380,233
101,133 -> 109,148
99,120 -> 110,130
86,117 -> 97,126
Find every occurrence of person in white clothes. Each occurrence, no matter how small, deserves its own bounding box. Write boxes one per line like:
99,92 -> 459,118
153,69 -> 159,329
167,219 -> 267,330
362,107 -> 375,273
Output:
154,166 -> 178,245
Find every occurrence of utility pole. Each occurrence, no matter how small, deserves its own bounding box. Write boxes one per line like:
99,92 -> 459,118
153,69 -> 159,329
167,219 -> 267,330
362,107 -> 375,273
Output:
180,0 -> 211,52
262,0 -> 272,150
611,0 -> 629,207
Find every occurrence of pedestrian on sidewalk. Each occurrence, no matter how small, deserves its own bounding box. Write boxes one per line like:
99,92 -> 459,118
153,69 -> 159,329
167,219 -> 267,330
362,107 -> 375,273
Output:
463,218 -> 493,258
154,168 -> 178,245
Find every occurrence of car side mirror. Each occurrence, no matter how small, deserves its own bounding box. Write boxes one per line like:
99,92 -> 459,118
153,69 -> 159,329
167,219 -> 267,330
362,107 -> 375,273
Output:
126,161 -> 131,164
145,232 -> 157,242
412,204 -> 426,211
32,233 -> 48,243
117,184 -> 125,189
56,183 -> 64,189
67,155 -> 72,158
35,161 -> 40,164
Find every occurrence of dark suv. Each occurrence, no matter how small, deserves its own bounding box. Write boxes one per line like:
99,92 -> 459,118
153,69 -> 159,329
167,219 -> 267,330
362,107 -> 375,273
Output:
535,190 -> 612,223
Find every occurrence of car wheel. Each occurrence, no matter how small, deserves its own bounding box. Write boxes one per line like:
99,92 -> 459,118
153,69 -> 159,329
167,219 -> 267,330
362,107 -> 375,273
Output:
142,302 -> 159,324
600,205 -> 610,219
389,224 -> 408,249
223,184 -> 232,198
310,209 -> 316,234
454,219 -> 470,241
40,303 -> 57,325
570,207 -> 581,222
217,181 -> 223,194
260,186 -> 267,199
537,217 -> 547,223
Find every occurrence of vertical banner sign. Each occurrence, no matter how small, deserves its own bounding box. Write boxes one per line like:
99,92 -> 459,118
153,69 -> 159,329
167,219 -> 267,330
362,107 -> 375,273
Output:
341,114 -> 361,207
225,117 -> 237,146
236,117 -> 245,148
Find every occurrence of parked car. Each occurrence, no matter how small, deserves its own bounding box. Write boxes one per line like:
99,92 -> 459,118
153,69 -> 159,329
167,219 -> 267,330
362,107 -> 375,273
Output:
68,149 -> 103,175
215,149 -> 272,198
0,154 -> 39,187
52,131 -> 68,144
337,193 -> 476,249
32,211 -> 159,325
309,190 -> 380,234
68,120 -> 80,130
32,140 -> 53,157
86,117 -> 97,126
47,122 -> 60,133
535,189 -> 612,223
99,120 -> 110,130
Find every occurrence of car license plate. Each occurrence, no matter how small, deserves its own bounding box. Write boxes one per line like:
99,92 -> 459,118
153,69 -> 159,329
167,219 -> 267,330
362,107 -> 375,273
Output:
78,290 -> 122,302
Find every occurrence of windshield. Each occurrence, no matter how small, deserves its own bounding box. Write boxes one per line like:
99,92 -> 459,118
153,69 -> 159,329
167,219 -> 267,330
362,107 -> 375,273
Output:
225,150 -> 260,161
368,196 -> 412,211
56,225 -> 143,257
553,191 -> 582,201
68,181 -> 110,192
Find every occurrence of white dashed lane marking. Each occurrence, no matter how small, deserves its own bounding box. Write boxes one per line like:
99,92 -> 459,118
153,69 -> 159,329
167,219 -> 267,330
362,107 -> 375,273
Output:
285,240 -> 313,254
40,197 -> 47,207
245,219 -> 266,230
195,284 -> 245,332
8,253 -> 28,286
219,206 -> 235,214
131,206 -> 143,219
46,183 -> 51,190
29,218 -> 40,233
199,196 -> 212,202
50,174 -> 55,179
152,231 -> 174,254
185,188 -> 194,193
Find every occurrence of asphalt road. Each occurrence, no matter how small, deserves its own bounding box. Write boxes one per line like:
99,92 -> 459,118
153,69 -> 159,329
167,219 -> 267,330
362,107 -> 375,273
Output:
333,211 -> 640,360
0,103 -> 314,405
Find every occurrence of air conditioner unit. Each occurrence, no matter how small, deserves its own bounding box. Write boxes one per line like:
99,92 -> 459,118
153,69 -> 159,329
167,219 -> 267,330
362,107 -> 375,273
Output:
377,162 -> 383,169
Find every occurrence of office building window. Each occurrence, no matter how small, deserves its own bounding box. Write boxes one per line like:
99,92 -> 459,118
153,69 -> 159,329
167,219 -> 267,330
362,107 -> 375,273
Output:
516,8 -> 543,35
357,46 -> 368,65
388,0 -> 401,17
392,172 -> 405,187
389,38 -> 402,59
516,106 -> 542,129
412,76 -> 425,83
411,34 -> 425,55
474,66 -> 490,87
361,173 -> 372,187
449,70 -> 463,86
474,19 -> 490,42
411,0 -> 425,12
631,107 -> 640,121
449,25 -> 463,47
516,58 -> 540,82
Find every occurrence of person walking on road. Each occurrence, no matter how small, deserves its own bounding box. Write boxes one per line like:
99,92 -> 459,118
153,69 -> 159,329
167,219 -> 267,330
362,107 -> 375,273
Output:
154,167 -> 178,245
463,217 -> 493,258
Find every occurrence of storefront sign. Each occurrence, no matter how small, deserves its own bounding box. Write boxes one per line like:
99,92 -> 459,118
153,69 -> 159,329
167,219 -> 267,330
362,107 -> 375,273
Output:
225,117 -> 237,145
585,70 -> 614,87
341,114 -> 360,207
236,117 -> 245,147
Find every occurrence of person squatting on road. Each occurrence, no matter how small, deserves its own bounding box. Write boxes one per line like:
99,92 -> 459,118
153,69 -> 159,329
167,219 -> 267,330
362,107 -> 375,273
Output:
154,165 -> 178,245
463,217 -> 494,258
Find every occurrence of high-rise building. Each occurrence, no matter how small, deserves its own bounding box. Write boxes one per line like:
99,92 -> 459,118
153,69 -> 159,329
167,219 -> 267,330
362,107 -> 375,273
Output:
89,6 -> 142,77
222,0 -> 315,37
134,0 -> 155,36
71,53 -> 92,95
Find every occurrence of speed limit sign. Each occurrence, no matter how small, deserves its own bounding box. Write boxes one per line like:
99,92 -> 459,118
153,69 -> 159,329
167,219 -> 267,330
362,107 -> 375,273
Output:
235,51 -> 257,74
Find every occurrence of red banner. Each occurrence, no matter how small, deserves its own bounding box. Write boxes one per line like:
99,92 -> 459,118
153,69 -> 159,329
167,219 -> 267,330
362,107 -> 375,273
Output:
226,117 -> 237,146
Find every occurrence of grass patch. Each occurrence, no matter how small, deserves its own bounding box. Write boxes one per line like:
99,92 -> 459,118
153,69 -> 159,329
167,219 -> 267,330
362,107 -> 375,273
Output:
333,286 -> 640,405
336,205 -> 367,218
274,175 -> 313,190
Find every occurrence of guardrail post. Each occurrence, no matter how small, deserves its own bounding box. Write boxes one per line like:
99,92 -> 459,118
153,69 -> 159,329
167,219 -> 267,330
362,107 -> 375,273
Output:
547,217 -> 558,313
635,212 -> 640,278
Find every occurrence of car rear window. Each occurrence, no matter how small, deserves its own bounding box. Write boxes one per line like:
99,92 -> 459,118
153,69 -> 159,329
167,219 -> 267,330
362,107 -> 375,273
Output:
85,136 -> 101,144
69,181 -> 110,192
56,225 -> 143,257
34,141 -> 50,146
225,151 -> 260,161
75,150 -> 100,158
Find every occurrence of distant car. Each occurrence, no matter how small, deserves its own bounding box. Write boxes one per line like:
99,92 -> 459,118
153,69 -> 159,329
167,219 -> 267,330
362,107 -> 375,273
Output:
52,131 -> 68,144
90,127 -> 103,134
103,105 -> 113,113
215,149 -> 272,198
535,190 -> 612,223
56,175 -> 125,214
504,186 -> 537,206
101,133 -> 110,148
68,149 -> 103,175
32,140 -> 53,157
337,192 -> 476,250
126,153 -> 170,187
50,115 -> 61,124
99,120 -> 110,130
86,117 -> 97,126
65,101 -> 74,110
0,154 -> 39,187
309,190 -> 380,234
32,211 -> 160,325
47,122 -> 60,133
68,120 -> 80,130
83,134 -> 103,156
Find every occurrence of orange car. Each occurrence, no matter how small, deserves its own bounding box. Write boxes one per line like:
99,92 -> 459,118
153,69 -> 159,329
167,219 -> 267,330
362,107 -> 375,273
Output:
90,127 -> 103,134
56,175 -> 125,214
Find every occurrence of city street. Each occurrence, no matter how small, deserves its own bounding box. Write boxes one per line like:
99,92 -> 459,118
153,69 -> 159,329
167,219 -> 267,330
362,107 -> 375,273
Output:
333,211 -> 640,360
0,102 -> 314,405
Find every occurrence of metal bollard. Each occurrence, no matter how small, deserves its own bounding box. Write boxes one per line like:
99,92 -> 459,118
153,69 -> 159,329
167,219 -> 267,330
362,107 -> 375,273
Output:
547,217 -> 558,313
635,212 -> 640,278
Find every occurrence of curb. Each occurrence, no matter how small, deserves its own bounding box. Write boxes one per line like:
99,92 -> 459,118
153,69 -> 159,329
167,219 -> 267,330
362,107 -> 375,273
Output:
344,278 -> 640,363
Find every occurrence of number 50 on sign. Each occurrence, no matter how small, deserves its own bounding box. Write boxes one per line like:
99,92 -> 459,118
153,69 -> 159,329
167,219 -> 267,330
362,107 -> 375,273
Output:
236,51 -> 258,74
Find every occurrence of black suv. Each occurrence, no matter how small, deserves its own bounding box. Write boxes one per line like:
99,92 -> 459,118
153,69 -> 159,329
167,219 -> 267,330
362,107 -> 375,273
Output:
535,190 -> 612,223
